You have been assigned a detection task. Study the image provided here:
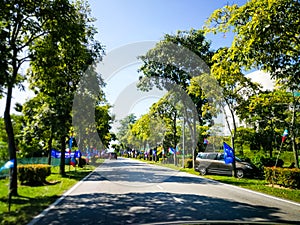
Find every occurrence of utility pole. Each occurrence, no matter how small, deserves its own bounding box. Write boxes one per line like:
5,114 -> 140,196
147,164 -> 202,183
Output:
182,117 -> 185,168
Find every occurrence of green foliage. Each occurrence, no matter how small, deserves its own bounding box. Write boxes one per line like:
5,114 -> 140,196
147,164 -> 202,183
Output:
205,0 -> 300,86
116,114 -> 137,148
205,0 -> 300,168
264,167 -> 300,189
138,29 -> 214,125
184,158 -> 193,168
251,154 -> 284,171
0,165 -> 95,225
17,164 -> 51,185
95,105 -> 113,148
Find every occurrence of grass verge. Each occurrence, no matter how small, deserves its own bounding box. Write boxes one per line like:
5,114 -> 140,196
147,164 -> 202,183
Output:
0,163 -> 100,225
138,159 -> 300,203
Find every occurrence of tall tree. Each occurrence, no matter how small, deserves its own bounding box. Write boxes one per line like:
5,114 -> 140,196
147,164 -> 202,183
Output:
138,29 -> 214,161
116,114 -> 137,149
205,0 -> 300,167
238,90 -> 291,157
149,95 -> 180,156
28,1 -> 103,175
0,0 -> 87,195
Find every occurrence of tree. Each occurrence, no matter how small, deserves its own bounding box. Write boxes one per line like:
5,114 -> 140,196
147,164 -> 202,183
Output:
1,0 -> 85,195
116,114 -> 137,149
21,93 -> 62,163
205,0 -> 300,167
130,114 -> 155,150
138,29 -> 214,163
95,104 -> 114,149
238,90 -> 291,157
150,95 -> 179,151
28,1 -> 103,175
235,127 -> 256,155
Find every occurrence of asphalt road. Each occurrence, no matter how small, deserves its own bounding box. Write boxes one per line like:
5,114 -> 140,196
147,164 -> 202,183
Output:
28,158 -> 300,225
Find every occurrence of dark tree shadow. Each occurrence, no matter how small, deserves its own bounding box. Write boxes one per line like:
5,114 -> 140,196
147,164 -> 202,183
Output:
32,192 -> 297,225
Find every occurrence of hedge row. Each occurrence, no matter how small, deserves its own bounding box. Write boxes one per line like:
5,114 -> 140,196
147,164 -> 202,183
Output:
264,167 -> 300,189
18,164 -> 51,185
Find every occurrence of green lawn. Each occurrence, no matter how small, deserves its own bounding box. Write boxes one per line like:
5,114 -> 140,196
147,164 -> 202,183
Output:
0,164 -> 97,225
1,157 -> 299,225
151,161 -> 300,203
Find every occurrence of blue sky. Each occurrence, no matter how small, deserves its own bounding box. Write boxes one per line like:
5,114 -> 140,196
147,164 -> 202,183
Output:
1,0 -> 250,122
87,0 -> 248,124
89,0 -> 247,51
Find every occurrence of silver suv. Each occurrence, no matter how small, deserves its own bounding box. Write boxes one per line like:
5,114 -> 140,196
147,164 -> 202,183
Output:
194,152 -> 256,178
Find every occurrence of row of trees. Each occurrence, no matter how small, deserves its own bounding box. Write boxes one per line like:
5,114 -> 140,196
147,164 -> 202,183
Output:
0,0 -> 113,196
116,0 -> 300,172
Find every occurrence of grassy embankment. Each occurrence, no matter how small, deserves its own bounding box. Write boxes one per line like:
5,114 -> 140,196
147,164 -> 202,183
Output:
0,161 -> 101,225
141,159 -> 300,203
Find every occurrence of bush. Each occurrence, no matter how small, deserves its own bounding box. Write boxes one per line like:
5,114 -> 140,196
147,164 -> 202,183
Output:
18,164 -> 51,185
137,155 -> 143,160
264,167 -> 300,189
184,158 -> 193,168
252,155 -> 284,171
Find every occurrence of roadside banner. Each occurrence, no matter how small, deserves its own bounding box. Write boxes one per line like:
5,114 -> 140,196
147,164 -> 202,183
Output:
281,129 -> 288,143
51,149 -> 81,159
223,142 -> 234,164
0,159 -> 15,172
168,147 -> 175,154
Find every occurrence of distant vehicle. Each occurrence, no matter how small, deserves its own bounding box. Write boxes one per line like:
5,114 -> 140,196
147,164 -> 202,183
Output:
194,152 -> 258,178
109,153 -> 117,160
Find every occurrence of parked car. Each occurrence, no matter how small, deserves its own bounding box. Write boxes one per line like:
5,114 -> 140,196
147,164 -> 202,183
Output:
194,152 -> 258,178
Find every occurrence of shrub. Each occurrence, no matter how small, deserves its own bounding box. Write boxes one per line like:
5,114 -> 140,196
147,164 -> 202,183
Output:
184,158 -> 193,168
252,155 -> 284,171
137,155 -> 143,160
18,164 -> 51,185
264,167 -> 300,189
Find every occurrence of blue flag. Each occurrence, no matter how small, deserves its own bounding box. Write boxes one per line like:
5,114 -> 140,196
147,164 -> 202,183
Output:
223,142 -> 234,164
69,137 -> 73,150
0,159 -> 15,172
168,147 -> 175,154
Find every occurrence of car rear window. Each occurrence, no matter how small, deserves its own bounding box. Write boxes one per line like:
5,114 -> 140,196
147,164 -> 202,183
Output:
206,153 -> 217,160
197,153 -> 207,159
217,154 -> 224,160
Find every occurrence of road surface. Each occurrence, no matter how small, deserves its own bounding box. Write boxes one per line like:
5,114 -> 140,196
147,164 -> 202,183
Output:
29,157 -> 300,224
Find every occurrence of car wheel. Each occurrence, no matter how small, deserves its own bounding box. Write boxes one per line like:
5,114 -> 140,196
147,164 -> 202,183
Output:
199,167 -> 207,176
236,169 -> 244,178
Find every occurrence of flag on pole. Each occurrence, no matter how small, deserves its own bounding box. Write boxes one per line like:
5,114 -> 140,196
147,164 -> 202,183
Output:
69,137 -> 73,150
223,142 -> 234,164
281,129 -> 288,143
0,159 -> 15,172
70,157 -> 77,167
204,138 -> 209,144
168,147 -> 175,154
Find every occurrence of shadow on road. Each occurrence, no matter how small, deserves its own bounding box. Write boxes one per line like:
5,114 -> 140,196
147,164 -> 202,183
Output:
91,159 -> 218,184
34,191 -> 295,225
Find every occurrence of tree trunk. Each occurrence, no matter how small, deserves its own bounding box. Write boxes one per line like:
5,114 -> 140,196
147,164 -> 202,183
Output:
4,86 -> 18,196
231,135 -> 237,178
291,101 -> 299,168
47,133 -> 53,165
226,101 -> 237,178
173,111 -> 177,166
60,136 -> 66,176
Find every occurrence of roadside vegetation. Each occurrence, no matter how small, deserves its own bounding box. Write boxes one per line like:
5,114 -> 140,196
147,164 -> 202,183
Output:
0,0 -> 299,223
137,158 -> 300,203
0,164 -> 98,225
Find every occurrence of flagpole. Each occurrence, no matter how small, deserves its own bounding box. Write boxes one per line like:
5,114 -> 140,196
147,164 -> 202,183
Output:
275,141 -> 283,167
276,129 -> 288,167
